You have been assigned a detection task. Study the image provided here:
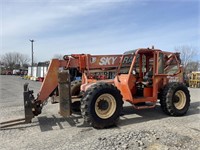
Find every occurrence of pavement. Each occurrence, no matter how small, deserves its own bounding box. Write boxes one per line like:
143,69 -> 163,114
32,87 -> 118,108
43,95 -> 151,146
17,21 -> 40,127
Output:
0,75 -> 199,150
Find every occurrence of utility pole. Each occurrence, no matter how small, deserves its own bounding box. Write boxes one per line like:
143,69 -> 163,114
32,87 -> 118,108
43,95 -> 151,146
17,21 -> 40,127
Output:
29,39 -> 34,76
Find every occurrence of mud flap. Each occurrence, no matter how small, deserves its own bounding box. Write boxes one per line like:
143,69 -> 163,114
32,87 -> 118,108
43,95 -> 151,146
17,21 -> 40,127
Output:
58,71 -> 71,117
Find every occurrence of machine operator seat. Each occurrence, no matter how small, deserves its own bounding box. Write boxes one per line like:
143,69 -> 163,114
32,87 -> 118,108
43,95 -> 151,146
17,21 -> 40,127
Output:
142,69 -> 153,86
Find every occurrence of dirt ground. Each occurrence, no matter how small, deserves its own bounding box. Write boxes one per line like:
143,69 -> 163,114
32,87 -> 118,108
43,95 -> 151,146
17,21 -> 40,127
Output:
0,75 -> 199,150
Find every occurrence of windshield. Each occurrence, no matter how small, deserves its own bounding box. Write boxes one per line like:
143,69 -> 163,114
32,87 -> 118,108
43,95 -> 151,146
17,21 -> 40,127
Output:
119,54 -> 134,74
123,49 -> 137,55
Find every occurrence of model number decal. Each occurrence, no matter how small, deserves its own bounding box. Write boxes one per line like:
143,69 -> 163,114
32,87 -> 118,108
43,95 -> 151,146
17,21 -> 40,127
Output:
99,57 -> 118,65
122,56 -> 133,64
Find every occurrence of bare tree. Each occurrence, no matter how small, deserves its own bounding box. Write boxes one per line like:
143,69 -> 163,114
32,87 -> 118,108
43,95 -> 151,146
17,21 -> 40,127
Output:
19,53 -> 30,66
1,53 -> 15,69
187,61 -> 200,72
175,45 -> 198,72
1,52 -> 30,69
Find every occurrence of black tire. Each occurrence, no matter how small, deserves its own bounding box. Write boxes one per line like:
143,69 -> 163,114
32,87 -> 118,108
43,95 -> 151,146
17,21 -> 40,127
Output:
50,80 -> 82,104
160,82 -> 190,116
81,82 -> 123,129
71,80 -> 82,96
71,80 -> 82,112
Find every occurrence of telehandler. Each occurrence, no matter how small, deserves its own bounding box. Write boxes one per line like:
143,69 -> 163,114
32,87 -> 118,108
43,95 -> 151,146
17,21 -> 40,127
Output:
189,71 -> 200,88
0,47 -> 190,129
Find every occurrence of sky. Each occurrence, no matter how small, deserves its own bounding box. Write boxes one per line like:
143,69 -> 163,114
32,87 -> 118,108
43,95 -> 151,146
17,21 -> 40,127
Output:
0,0 -> 200,62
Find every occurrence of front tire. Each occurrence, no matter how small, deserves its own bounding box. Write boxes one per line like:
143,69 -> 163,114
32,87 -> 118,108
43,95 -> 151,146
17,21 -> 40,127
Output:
81,82 -> 123,129
160,82 -> 190,116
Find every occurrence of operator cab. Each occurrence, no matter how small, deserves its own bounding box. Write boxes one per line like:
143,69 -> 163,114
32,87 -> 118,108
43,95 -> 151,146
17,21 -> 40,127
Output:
114,48 -> 181,106
114,48 -> 162,106
119,49 -> 155,96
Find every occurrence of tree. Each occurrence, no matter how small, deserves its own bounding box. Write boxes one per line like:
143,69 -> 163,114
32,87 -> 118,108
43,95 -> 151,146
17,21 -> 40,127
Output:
18,54 -> 30,67
0,52 -> 30,70
187,61 -> 200,72
175,45 -> 199,72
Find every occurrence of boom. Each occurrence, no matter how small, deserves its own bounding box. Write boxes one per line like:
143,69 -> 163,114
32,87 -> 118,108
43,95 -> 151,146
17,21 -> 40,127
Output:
37,54 -> 122,103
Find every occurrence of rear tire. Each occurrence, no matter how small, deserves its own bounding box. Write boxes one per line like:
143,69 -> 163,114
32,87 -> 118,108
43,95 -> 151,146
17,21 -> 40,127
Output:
71,80 -> 82,96
160,82 -> 190,116
71,80 -> 82,112
81,82 -> 123,129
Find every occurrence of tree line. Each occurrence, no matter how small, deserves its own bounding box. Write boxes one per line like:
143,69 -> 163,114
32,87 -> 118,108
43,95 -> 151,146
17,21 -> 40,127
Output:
0,45 -> 199,72
175,45 -> 200,73
0,52 -> 30,70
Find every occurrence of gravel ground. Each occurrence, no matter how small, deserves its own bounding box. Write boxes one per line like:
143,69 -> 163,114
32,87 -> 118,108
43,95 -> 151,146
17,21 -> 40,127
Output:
0,75 -> 200,150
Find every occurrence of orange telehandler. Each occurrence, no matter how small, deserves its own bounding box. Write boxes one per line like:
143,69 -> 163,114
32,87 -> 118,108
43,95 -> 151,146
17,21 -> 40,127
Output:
0,47 -> 190,129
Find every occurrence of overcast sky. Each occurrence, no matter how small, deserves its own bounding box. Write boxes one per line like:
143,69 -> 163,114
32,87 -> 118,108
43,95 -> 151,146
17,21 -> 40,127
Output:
1,0 -> 199,62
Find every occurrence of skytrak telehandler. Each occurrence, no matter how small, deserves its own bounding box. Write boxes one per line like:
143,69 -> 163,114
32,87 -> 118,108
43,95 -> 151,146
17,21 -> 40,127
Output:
0,47 -> 190,129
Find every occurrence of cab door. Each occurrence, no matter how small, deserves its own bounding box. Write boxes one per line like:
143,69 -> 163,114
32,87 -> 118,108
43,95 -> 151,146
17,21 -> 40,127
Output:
114,54 -> 136,102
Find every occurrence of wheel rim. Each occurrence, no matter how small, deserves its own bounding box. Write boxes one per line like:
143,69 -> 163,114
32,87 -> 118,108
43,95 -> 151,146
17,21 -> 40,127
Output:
95,94 -> 116,119
174,90 -> 186,110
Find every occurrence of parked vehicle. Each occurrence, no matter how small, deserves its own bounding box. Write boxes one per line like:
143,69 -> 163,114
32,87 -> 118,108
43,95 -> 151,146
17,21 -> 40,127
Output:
0,47 -> 190,129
